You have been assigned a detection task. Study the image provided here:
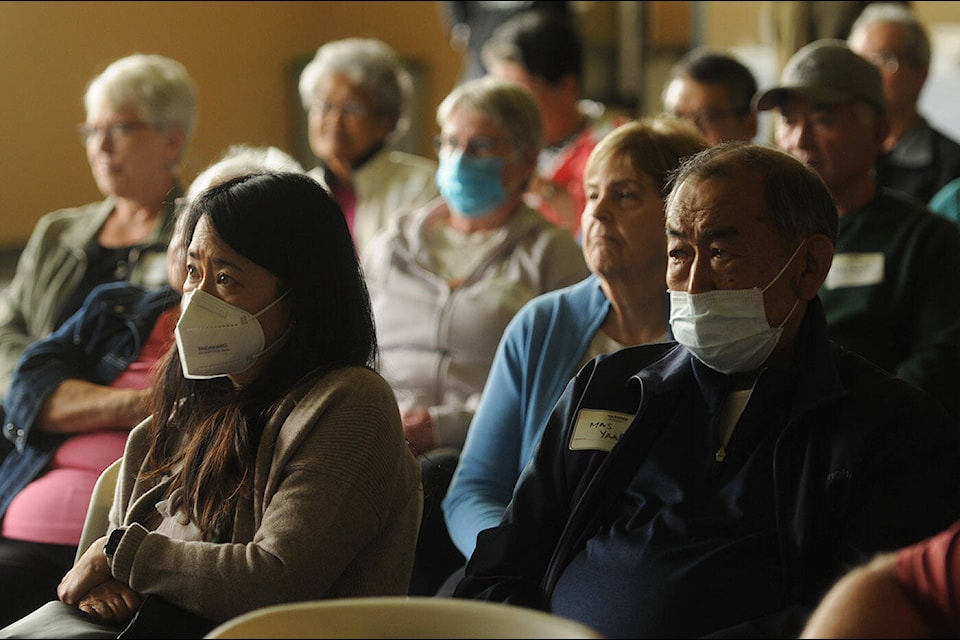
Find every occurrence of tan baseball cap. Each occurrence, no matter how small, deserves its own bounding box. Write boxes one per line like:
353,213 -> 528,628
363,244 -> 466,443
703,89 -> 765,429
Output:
753,39 -> 885,113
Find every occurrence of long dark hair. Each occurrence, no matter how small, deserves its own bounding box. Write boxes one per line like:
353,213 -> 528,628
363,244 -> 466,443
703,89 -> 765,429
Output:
145,171 -> 378,538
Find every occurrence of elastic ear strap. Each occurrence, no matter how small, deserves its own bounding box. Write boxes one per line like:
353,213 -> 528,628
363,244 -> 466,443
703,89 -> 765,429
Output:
253,289 -> 290,319
763,239 -> 807,294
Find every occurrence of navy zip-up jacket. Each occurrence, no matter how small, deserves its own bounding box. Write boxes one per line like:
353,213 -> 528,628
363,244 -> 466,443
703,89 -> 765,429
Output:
455,297 -> 960,638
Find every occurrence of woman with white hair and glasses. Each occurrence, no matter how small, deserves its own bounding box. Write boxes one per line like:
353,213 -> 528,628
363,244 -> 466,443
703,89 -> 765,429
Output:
0,53 -> 197,408
298,37 -> 439,255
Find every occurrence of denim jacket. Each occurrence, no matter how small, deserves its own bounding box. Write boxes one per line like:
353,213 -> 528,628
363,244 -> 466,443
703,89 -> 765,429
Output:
0,281 -> 179,518
0,190 -> 182,402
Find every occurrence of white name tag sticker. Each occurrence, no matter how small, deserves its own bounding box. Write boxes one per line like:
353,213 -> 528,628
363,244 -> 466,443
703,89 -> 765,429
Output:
569,409 -> 635,451
823,253 -> 884,289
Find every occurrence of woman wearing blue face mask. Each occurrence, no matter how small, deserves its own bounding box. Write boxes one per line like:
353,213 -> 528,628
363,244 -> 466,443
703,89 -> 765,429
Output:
361,76 -> 589,595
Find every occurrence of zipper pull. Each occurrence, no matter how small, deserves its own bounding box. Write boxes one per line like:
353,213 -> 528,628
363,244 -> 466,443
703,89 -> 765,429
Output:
713,447 -> 726,475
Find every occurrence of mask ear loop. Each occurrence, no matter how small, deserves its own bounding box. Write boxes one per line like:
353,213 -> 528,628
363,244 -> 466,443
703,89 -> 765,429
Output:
776,297 -> 801,330
762,240 -> 807,294
249,290 -> 294,359
251,289 -> 290,319
764,240 -> 806,329
250,323 -> 294,361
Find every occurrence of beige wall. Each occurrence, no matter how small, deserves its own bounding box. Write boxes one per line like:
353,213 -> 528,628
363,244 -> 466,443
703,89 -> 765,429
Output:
0,1 -> 461,249
2,1 -> 959,250
703,1 -> 958,48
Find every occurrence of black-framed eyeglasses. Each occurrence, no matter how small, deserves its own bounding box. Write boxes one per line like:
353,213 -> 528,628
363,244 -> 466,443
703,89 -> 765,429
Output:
77,121 -> 151,145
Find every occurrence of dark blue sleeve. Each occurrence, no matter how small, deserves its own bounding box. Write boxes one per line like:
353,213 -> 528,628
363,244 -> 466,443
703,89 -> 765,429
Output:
452,372 -> 587,609
2,282 -> 147,450
3,302 -> 91,449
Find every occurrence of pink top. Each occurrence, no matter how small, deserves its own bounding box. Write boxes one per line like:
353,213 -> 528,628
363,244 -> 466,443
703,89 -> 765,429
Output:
894,520 -> 960,631
1,307 -> 178,545
332,182 -> 358,244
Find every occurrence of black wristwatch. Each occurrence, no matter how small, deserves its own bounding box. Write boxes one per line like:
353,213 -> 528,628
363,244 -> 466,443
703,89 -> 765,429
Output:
104,527 -> 126,558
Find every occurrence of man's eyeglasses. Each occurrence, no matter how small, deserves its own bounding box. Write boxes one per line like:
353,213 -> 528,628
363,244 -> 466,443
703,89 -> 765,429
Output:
77,121 -> 151,145
671,107 -> 749,131
863,51 -> 902,74
432,135 -> 513,159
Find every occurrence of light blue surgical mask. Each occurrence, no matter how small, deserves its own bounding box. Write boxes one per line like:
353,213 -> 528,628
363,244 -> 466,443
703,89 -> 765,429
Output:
435,151 -> 508,218
668,241 -> 805,374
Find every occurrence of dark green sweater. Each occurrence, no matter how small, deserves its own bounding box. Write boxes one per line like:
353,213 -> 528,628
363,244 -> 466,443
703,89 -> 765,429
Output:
819,187 -> 960,417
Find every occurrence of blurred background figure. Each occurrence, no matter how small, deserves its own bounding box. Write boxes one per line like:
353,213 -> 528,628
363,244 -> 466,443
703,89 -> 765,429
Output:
441,116 -> 708,593
0,53 -> 197,408
481,9 -> 628,241
298,37 -> 439,256
848,2 -> 960,204
438,1 -> 573,85
760,1 -> 904,71
929,176 -> 960,225
184,144 -> 304,202
362,76 -> 588,595
661,47 -> 759,145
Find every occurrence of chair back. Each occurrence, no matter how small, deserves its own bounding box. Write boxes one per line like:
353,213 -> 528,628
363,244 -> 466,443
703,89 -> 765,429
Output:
74,457 -> 122,564
203,596 -> 604,638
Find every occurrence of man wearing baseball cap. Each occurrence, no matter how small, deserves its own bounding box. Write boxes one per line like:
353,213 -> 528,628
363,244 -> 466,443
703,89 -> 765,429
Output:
754,38 -> 960,418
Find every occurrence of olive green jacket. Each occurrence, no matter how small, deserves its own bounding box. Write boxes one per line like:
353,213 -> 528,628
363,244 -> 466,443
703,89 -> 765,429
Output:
0,194 -> 179,400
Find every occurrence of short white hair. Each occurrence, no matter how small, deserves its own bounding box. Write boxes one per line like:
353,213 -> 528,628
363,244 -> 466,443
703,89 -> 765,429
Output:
298,37 -> 411,137
186,144 -> 304,202
84,53 -> 198,148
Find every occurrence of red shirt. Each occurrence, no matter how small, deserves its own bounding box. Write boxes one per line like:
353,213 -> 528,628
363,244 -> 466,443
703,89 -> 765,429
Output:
894,520 -> 960,632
